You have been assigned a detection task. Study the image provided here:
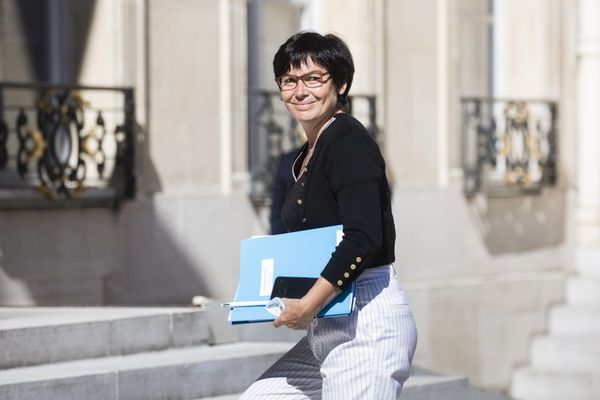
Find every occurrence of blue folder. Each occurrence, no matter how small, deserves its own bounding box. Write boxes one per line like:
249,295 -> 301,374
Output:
228,225 -> 356,324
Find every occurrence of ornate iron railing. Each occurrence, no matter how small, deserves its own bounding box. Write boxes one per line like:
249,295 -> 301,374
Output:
0,82 -> 135,208
461,97 -> 558,196
248,89 -> 380,203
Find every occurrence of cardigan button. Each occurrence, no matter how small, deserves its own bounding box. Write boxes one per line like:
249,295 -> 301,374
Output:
302,218 -> 307,223
350,264 -> 357,270
337,280 -> 343,286
355,257 -> 362,263
297,199 -> 303,205
344,272 -> 350,278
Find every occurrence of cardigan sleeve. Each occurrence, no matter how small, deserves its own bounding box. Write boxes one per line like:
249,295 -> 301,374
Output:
320,134 -> 385,290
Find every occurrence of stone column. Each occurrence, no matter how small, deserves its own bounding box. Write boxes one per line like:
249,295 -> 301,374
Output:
576,0 -> 600,263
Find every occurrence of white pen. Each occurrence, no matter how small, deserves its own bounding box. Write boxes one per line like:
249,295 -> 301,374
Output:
221,300 -> 270,308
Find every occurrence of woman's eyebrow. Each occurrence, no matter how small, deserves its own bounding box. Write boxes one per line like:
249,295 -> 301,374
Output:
283,70 -> 327,77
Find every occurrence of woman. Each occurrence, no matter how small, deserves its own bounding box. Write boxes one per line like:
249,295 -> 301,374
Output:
241,31 -> 417,399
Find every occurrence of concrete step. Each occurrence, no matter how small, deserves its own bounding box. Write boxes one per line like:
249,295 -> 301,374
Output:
0,307 -> 210,369
549,306 -> 600,335
0,342 -> 293,400
566,276 -> 600,306
531,335 -> 600,371
511,367 -> 600,400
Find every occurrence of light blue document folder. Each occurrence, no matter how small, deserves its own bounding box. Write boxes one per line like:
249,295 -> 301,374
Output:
228,225 -> 356,324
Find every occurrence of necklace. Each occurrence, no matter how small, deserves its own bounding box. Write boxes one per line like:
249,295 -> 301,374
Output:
294,115 -> 337,181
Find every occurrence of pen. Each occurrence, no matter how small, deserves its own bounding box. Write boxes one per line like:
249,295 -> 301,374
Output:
221,300 -> 270,308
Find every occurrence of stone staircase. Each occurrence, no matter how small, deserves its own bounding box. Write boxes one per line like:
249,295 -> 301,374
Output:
511,249 -> 600,400
0,307 -> 291,400
0,306 -> 512,400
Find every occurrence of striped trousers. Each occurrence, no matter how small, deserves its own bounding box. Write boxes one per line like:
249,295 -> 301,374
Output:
240,265 -> 418,400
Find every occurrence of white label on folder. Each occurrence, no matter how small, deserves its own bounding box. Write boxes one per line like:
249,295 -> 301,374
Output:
336,229 -> 344,246
260,258 -> 275,296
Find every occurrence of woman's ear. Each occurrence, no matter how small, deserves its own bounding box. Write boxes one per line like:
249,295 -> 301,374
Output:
338,82 -> 348,96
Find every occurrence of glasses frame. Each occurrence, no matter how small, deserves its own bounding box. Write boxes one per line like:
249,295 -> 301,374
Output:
275,72 -> 332,92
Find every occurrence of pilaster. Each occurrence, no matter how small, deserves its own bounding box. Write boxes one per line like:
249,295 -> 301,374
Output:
576,0 -> 600,248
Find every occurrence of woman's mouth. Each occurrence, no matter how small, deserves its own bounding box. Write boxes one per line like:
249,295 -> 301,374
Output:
293,102 -> 315,111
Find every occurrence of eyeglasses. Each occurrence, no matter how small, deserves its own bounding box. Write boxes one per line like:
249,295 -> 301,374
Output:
276,72 -> 331,91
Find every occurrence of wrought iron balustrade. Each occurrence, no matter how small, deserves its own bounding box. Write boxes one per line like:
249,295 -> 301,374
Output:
0,82 -> 135,208
248,89 -> 380,204
461,97 -> 557,196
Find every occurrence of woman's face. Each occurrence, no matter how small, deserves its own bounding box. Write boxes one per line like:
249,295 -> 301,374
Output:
279,57 -> 346,128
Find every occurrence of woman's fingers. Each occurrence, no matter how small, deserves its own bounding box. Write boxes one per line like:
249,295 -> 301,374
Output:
273,299 -> 305,330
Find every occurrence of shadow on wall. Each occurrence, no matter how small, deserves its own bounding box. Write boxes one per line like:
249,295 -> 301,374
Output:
0,246 -> 35,304
0,200 -> 213,306
104,196 -> 215,305
466,187 -> 566,255
0,206 -> 116,305
135,122 -> 163,194
107,118 -> 242,304
101,124 -> 253,305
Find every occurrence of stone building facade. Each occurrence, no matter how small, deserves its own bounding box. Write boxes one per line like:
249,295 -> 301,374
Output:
0,0 -> 598,397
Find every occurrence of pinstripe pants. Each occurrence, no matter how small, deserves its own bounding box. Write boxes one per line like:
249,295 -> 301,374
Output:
240,265 -> 418,400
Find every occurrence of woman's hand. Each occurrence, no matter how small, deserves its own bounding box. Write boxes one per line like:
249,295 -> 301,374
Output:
273,298 -> 316,330
273,277 -> 340,330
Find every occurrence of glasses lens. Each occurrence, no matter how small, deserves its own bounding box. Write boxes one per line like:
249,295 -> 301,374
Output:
279,77 -> 297,91
304,74 -> 326,88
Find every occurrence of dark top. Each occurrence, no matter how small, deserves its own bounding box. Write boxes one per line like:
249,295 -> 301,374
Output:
270,148 -> 301,234
281,113 -> 396,290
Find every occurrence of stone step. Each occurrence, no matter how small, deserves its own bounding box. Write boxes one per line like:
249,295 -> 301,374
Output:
198,376 -> 471,400
195,374 -> 512,400
576,248 -> 600,277
399,375 -> 475,400
549,306 -> 600,335
511,367 -> 600,400
0,342 -> 293,400
531,335 -> 600,371
566,276 -> 600,306
0,307 -> 210,369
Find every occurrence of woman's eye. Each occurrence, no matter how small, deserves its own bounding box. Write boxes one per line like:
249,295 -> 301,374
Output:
306,75 -> 321,82
282,78 -> 296,85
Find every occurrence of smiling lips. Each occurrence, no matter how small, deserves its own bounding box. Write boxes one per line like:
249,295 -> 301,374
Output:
293,102 -> 315,110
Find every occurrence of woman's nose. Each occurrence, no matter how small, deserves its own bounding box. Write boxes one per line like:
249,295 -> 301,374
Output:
294,80 -> 310,97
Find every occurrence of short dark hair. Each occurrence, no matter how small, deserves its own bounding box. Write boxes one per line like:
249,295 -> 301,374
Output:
273,31 -> 355,112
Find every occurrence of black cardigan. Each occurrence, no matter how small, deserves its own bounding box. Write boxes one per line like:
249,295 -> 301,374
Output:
281,113 -> 396,290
